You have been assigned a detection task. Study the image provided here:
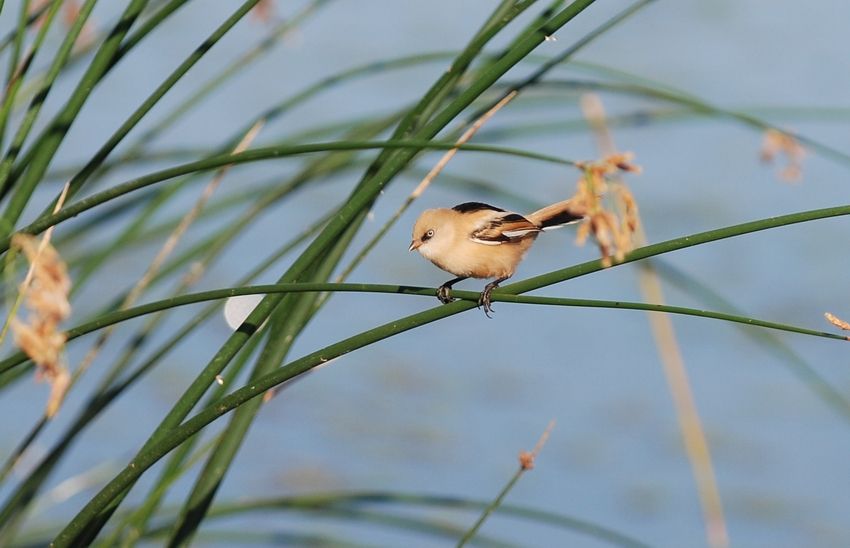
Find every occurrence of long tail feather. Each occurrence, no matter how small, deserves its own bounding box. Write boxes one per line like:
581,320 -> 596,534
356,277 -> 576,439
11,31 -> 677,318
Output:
528,199 -> 584,230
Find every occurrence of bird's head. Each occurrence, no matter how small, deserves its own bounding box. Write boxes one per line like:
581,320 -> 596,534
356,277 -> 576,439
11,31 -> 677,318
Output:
409,208 -> 454,260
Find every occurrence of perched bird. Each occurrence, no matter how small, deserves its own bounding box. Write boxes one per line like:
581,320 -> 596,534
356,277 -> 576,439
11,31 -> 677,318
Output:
409,200 -> 583,316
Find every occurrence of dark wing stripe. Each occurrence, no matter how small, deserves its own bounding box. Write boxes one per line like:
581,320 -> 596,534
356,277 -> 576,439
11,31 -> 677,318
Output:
452,202 -> 505,213
500,213 -> 527,223
538,210 -> 584,229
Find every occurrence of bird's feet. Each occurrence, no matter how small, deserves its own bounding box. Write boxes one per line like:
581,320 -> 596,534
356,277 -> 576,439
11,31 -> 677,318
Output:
477,280 -> 501,318
436,277 -> 467,305
437,283 -> 454,304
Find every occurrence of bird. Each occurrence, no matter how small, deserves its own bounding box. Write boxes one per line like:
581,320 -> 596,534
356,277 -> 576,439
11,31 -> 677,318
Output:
408,200 -> 583,316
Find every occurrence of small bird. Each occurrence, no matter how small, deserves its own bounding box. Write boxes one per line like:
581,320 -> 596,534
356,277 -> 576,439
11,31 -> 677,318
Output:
409,200 -> 583,316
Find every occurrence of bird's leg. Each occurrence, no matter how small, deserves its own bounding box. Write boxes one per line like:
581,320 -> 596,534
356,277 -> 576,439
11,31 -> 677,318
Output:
437,276 -> 467,304
478,277 -> 508,318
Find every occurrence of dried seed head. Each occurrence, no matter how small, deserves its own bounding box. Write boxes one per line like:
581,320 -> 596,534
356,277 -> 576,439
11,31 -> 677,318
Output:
9,234 -> 72,417
519,451 -> 535,470
760,129 -> 805,182
46,368 -> 71,418
518,420 -> 556,470
825,312 -> 850,331
570,154 -> 642,267
11,318 -> 66,371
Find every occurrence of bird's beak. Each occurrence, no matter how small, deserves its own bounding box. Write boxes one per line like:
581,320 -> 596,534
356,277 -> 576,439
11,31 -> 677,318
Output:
408,240 -> 421,252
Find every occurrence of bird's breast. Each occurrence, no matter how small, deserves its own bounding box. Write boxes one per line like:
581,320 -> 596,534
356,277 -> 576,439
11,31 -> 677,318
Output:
425,238 -> 535,279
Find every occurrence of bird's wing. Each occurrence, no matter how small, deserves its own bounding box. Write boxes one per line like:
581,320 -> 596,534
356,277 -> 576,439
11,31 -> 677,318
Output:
469,211 -> 540,245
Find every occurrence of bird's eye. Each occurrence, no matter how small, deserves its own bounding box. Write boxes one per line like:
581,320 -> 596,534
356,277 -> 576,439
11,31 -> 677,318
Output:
422,229 -> 435,241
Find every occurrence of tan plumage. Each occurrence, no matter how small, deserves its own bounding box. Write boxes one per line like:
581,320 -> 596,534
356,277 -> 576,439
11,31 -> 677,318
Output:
409,200 -> 582,316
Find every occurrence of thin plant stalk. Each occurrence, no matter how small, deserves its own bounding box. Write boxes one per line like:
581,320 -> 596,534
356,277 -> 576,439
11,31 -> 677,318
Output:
0,0 -> 100,203
538,79 -> 850,169
121,0 -> 330,156
163,225 -> 359,546
458,420 -> 555,547
0,0 -> 63,152
111,334 -> 266,547
580,93 -> 727,547
40,0 -> 263,216
0,279 -> 845,378
154,490 -> 654,548
72,120 -> 263,382
0,139 -> 577,254
3,0 -> 28,94
653,259 -> 850,424
0,0 -> 148,214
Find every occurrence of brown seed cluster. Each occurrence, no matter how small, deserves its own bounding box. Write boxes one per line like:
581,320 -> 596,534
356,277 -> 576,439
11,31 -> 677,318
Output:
825,312 -> 850,331
518,450 -> 535,470
518,419 -> 556,471
10,234 -> 72,417
760,129 -> 805,182
570,153 -> 642,267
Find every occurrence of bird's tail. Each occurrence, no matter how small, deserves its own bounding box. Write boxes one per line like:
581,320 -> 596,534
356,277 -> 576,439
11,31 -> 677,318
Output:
528,199 -> 584,230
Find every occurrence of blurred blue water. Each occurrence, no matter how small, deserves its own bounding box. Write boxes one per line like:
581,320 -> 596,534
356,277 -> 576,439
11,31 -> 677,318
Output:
1,1 -> 850,546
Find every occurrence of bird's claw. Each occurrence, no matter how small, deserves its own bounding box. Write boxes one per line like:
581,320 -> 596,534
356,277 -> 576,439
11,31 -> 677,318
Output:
478,287 -> 495,318
437,284 -> 454,304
